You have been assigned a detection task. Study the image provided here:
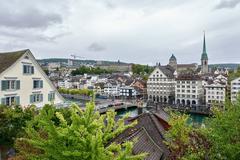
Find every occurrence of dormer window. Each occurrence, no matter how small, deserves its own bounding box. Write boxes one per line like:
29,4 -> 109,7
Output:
23,65 -> 34,74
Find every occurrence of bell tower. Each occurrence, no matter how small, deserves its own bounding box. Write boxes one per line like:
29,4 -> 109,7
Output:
201,32 -> 208,74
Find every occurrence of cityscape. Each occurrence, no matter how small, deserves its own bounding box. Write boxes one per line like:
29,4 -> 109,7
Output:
1,0 -> 240,160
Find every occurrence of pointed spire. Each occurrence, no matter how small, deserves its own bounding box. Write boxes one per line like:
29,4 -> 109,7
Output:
201,31 -> 208,60
203,31 -> 206,54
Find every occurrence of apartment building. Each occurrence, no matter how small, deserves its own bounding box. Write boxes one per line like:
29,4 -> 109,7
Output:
231,77 -> 240,102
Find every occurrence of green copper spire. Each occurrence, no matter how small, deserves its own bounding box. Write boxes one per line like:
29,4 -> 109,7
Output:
201,31 -> 208,60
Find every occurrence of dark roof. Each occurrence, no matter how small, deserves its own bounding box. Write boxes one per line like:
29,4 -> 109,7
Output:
157,65 -> 175,78
110,111 -> 170,160
169,54 -> 177,61
176,74 -> 202,80
0,49 -> 28,74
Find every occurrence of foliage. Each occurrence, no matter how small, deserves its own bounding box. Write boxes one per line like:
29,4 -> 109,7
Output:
71,66 -> 113,75
14,102 -> 145,160
132,64 -> 154,75
0,105 -> 35,147
204,97 -> 240,159
58,88 -> 94,96
164,112 -> 210,160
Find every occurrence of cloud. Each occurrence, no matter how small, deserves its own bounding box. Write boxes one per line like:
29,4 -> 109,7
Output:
215,0 -> 240,9
88,42 -> 106,52
0,8 -> 62,29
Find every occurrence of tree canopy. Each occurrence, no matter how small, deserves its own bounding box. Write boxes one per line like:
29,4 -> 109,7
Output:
71,66 -> 113,76
14,103 -> 145,160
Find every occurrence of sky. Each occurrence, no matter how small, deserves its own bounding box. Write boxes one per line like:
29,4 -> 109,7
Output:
0,0 -> 240,65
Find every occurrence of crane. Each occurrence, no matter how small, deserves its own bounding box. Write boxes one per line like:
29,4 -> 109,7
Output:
70,54 -> 85,59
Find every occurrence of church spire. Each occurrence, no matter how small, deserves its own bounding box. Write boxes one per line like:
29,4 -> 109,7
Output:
203,31 -> 206,54
201,31 -> 208,60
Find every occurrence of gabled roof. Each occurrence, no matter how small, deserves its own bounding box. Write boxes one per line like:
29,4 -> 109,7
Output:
157,65 -> 175,78
0,49 -> 28,74
110,111 -> 170,160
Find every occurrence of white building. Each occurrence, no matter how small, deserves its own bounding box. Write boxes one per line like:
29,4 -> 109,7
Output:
0,49 -> 64,107
120,86 -> 137,98
175,75 -> 203,106
231,77 -> 240,102
147,64 -> 175,104
104,82 -> 120,97
205,82 -> 226,106
57,79 -> 73,89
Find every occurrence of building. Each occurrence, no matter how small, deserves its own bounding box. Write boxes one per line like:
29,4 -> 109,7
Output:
119,86 -> 137,98
205,82 -> 226,106
175,74 -> 203,106
110,109 -> 170,160
168,54 -> 177,70
103,81 -> 120,97
0,49 -> 64,107
231,77 -> 240,102
147,64 -> 175,104
201,32 -> 209,74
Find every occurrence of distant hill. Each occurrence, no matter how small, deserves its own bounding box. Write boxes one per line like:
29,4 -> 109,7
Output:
37,58 -> 129,66
209,63 -> 240,70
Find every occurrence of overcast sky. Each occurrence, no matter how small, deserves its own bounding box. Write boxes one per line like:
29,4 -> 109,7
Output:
0,0 -> 240,65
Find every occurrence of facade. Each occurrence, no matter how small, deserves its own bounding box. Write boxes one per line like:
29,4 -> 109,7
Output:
231,77 -> 240,102
201,33 -> 209,74
205,82 -> 226,106
147,64 -> 175,104
175,74 -> 203,106
103,82 -> 120,97
119,86 -> 137,98
0,49 -> 64,107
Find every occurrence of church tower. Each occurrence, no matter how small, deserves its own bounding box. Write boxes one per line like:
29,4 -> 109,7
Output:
169,54 -> 177,70
201,32 -> 208,74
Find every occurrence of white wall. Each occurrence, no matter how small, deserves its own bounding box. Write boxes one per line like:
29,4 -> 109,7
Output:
0,51 -> 63,108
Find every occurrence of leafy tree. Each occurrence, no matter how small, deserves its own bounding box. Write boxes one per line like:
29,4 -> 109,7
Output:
164,112 -> 209,160
14,102 -> 145,160
0,105 -> 35,147
71,66 -> 112,76
204,97 -> 240,159
58,88 -> 94,96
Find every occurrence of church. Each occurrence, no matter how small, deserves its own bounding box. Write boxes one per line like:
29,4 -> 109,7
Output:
168,33 -> 209,74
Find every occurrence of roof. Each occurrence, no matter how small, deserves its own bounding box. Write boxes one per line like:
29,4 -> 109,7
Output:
110,111 -> 170,160
169,54 -> 176,61
0,49 -> 28,74
157,65 -> 175,78
176,74 -> 202,80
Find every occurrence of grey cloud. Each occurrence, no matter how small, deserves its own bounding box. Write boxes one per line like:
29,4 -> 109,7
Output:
88,43 -> 106,52
0,8 -> 62,29
215,0 -> 240,9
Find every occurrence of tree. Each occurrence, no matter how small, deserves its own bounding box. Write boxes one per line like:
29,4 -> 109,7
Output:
0,105 -> 35,147
14,103 -> 145,160
164,112 -> 209,160
165,97 -> 240,160
204,97 -> 240,159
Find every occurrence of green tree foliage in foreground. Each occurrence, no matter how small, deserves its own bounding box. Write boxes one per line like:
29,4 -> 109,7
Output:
14,102 -> 145,160
58,88 -> 94,97
0,105 -> 35,147
165,97 -> 240,160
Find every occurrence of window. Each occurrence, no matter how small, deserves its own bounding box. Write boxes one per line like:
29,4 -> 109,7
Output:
23,65 -> 34,74
1,80 -> 20,91
30,94 -> 43,103
1,96 -> 20,106
33,80 -> 43,89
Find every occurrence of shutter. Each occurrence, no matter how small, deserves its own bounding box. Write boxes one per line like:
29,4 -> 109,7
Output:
53,93 -> 55,100
1,80 -> 7,91
15,96 -> 20,105
16,80 -> 20,90
1,98 -> 6,105
30,95 -> 34,103
40,80 -> 43,88
48,93 -> 50,101
40,94 -> 43,102
31,66 -> 34,74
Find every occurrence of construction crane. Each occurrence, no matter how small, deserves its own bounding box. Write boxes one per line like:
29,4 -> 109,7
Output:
70,54 -> 85,59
